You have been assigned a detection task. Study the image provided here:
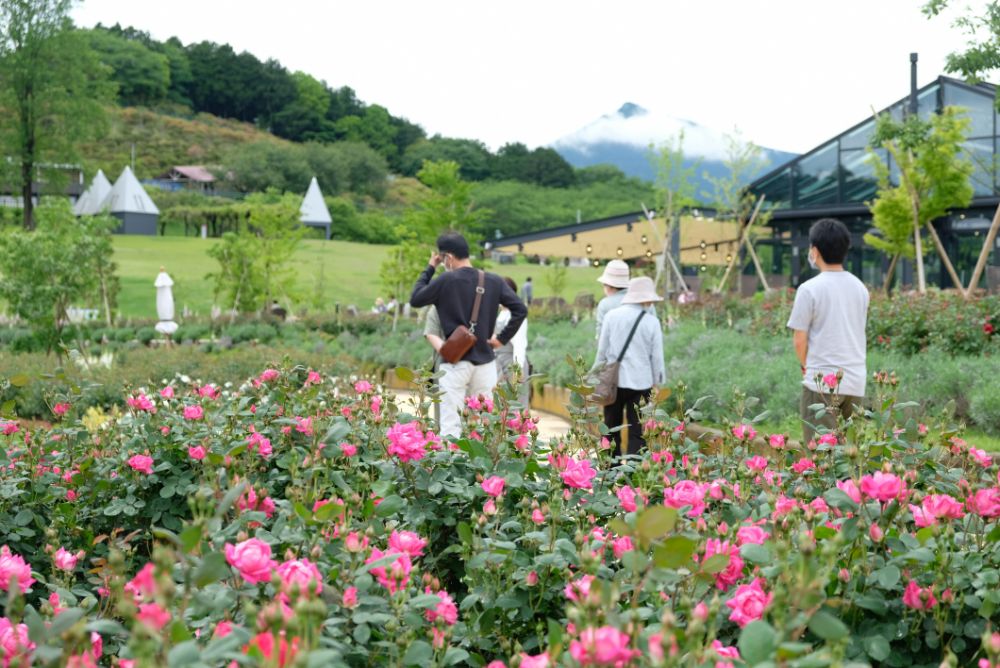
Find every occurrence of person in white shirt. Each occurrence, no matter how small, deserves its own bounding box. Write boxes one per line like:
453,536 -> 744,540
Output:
787,218 -> 869,444
495,277 -> 529,405
594,276 -> 665,458
594,260 -> 630,339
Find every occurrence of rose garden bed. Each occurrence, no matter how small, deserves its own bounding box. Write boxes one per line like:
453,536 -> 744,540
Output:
0,366 -> 996,667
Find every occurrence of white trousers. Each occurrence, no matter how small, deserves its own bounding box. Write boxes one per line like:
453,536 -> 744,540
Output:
438,361 -> 498,439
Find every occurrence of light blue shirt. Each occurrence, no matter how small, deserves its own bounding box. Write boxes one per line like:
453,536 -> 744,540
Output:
595,290 -> 627,339
595,303 -> 665,390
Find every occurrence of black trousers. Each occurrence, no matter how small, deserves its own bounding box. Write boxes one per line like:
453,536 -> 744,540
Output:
603,387 -> 651,458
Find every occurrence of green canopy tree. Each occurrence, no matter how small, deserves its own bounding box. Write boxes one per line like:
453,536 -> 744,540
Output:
0,200 -> 119,352
0,0 -> 114,229
649,130 -> 699,292
865,107 -> 973,294
379,161 -> 490,327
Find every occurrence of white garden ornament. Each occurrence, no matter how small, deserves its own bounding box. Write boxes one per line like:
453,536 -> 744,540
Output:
155,267 -> 179,336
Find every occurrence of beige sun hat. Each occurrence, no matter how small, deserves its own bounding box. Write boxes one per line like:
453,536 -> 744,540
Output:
596,260 -> 630,289
621,276 -> 664,304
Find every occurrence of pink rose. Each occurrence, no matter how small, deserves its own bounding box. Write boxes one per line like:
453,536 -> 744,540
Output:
611,536 -> 634,559
921,494 -> 964,523
967,488 -> 1000,518
531,508 -> 545,524
745,456 -> 768,472
859,472 -> 905,502
53,547 -> 82,571
340,443 -> 357,457
247,432 -> 272,458
224,538 -> 276,584
386,422 -> 428,463
902,580 -> 937,610
817,433 -> 838,446
561,458 -> 597,489
127,454 -> 154,475
0,617 -> 34,663
481,476 -> 506,497
258,368 -> 280,384
822,373 -> 839,389
365,548 -> 412,594
836,479 -> 862,504
705,538 -> 744,591
53,403 -> 70,416
276,558 -> 322,597
424,588 -> 458,626
617,486 -> 638,512
970,447 -> 993,467
736,524 -> 770,546
295,416 -> 314,436
342,586 -> 358,608
768,433 -> 786,449
188,445 -> 207,461
183,405 -> 204,421
569,626 -> 638,666
869,523 -> 884,542
725,578 -> 773,627
519,653 -> 550,668
159,386 -> 174,399
693,602 -> 709,621
124,563 -> 156,601
344,532 -> 368,553
354,380 -> 372,393
732,424 -> 756,440
791,457 -> 816,473
486,662 -> 506,668
305,370 -> 322,386
0,547 -> 34,594
663,480 -> 708,516
388,530 -> 426,558
564,574 -> 594,602
126,394 -> 155,412
136,602 -> 171,630
711,640 -> 741,659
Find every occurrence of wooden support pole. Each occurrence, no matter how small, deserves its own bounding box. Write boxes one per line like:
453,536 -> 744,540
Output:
924,222 -> 964,295
715,195 -> 766,294
965,202 -> 1000,298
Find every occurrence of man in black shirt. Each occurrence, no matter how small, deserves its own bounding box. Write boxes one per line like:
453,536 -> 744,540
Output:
410,232 -> 527,438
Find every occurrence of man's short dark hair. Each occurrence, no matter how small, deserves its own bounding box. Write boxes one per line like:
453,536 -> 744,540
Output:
526,277 -> 532,282
437,232 -> 469,259
809,218 -> 851,264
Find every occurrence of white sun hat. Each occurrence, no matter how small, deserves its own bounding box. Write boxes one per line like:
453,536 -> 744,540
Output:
596,260 -> 630,289
621,276 -> 664,304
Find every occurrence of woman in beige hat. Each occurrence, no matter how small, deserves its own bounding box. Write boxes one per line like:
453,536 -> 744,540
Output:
594,260 -> 630,339
594,276 -> 665,458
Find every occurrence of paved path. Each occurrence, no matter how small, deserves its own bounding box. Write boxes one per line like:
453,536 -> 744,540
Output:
391,389 -> 571,441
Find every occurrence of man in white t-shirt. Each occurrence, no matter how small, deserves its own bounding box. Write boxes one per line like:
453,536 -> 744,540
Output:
787,218 -> 869,443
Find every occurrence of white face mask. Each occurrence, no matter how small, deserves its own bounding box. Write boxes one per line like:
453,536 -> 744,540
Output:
807,250 -> 818,270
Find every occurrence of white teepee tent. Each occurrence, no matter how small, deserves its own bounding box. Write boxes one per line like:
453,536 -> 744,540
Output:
299,176 -> 332,239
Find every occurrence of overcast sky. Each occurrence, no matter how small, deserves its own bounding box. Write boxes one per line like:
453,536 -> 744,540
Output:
72,0 -> 988,154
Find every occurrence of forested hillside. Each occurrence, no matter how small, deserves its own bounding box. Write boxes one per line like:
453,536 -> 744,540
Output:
75,24 -> 660,239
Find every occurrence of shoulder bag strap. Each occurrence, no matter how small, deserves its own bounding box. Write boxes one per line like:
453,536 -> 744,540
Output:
469,270 -> 486,334
616,311 -> 646,363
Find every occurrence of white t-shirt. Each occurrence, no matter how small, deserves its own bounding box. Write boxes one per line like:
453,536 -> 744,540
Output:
786,271 -> 869,397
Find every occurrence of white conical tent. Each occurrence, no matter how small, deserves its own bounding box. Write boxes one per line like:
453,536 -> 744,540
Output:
73,169 -> 112,216
103,166 -> 160,235
299,176 -> 332,239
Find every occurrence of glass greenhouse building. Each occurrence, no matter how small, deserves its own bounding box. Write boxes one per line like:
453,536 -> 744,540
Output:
749,76 -> 1000,290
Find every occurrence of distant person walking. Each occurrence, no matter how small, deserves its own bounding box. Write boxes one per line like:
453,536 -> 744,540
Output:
594,260 -> 630,339
410,232 -> 527,438
594,277 -> 665,458
495,277 -> 529,405
787,218 -> 869,444
521,277 -> 534,305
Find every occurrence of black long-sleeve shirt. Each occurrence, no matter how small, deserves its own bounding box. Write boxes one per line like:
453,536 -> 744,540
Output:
410,265 -> 527,365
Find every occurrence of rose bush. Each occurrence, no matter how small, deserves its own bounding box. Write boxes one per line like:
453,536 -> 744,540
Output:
0,365 -> 995,666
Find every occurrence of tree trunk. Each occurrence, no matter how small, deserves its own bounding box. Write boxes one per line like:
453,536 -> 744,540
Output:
21,158 -> 34,231
99,268 -> 113,327
883,253 -> 900,297
924,223 -> 964,294
913,211 -> 926,294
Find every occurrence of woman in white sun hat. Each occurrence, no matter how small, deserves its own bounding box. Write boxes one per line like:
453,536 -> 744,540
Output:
594,276 -> 665,459
594,259 -> 630,339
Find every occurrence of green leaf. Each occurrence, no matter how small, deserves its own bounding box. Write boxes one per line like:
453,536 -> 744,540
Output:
457,522 -> 473,545
374,494 -> 405,517
547,618 -> 565,656
215,481 -> 247,519
168,642 -> 201,668
395,366 -> 415,383
12,509 -> 33,526
823,488 -> 859,511
874,564 -> 900,589
169,620 -> 193,643
193,552 -> 231,587
738,620 -> 778,665
652,536 -> 696,569
444,648 -> 470,666
322,418 -> 352,446
49,607 -> 85,635
314,500 -> 344,522
608,518 -> 632,537
9,374 -> 29,388
403,640 -> 433,666
701,553 -> 730,574
636,506 -> 677,544
740,542 -> 772,565
179,524 -> 202,554
85,619 -> 128,636
864,635 -> 891,661
808,609 -> 849,641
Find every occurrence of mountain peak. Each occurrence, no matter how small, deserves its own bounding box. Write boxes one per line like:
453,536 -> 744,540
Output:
616,102 -> 647,118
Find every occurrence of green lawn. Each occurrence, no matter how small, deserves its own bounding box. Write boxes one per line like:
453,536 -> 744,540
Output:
113,236 -> 605,319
